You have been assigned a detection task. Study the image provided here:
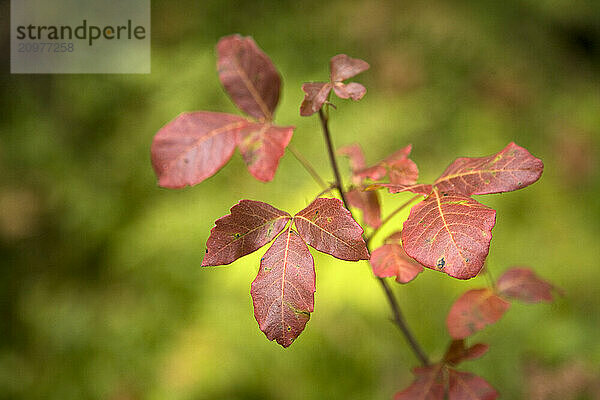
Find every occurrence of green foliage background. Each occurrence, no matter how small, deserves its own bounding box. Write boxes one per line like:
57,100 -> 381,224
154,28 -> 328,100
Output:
1,0 -> 599,399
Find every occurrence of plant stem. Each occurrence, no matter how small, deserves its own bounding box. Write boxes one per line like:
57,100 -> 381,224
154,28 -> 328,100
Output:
377,278 -> 430,366
317,108 -> 430,367
288,143 -> 328,190
318,109 -> 350,210
367,194 -> 421,245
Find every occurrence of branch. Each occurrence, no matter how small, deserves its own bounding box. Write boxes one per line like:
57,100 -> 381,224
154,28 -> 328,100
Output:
317,108 -> 430,367
318,109 -> 350,209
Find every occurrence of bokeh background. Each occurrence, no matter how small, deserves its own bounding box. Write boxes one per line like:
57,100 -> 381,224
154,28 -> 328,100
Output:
1,0 -> 599,399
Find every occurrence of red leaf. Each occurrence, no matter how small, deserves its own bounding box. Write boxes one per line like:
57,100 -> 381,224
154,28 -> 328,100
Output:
434,142 -> 543,196
370,243 -> 423,283
448,369 -> 498,400
251,228 -> 315,347
356,145 -> 414,181
236,123 -> 294,182
446,288 -> 510,339
338,143 -> 367,174
202,200 -> 291,266
444,339 -> 489,366
300,82 -> 333,116
394,365 -> 445,400
294,198 -> 369,261
332,82 -> 367,100
217,35 -> 281,121
497,267 -> 555,303
401,190 -> 496,279
151,112 -> 247,188
346,188 -> 382,228
376,183 -> 433,196
389,158 -> 420,185
330,54 -> 370,82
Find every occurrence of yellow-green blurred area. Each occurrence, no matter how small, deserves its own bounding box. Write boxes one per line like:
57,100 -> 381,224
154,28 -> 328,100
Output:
1,0 -> 600,399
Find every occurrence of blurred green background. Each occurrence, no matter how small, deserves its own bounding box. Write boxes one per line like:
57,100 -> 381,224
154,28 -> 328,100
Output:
1,0 -> 599,399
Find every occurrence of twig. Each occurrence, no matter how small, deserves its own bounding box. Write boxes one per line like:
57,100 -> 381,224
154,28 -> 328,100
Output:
317,108 -> 430,366
318,109 -> 350,209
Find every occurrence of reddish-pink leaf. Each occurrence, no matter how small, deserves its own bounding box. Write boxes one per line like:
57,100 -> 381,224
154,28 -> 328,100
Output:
330,54 -> 370,82
300,82 -> 333,116
446,288 -> 510,339
151,112 -> 247,188
202,200 -> 291,266
402,190 -> 496,279
217,35 -> 281,121
496,267 -> 555,303
332,82 -> 367,100
448,369 -> 498,400
346,188 -> 382,228
394,365 -> 445,400
375,183 -> 433,196
434,142 -> 544,196
250,228 -> 315,347
356,145 -> 414,181
389,158 -> 420,185
294,198 -> 369,261
444,339 -> 489,366
338,143 -> 367,174
236,122 -> 294,182
370,243 -> 423,283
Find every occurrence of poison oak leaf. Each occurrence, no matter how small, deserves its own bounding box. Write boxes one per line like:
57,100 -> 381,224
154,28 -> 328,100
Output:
389,158 -> 419,185
402,189 -> 496,279
443,339 -> 489,366
236,123 -> 294,182
356,145 -> 415,182
434,142 -> 543,196
330,54 -> 370,82
151,112 -> 246,188
294,198 -> 369,261
300,54 -> 370,116
300,82 -> 333,116
446,288 -> 510,339
448,369 -> 498,400
346,188 -> 382,228
333,81 -> 367,100
497,267 -> 556,303
338,143 -> 367,175
216,35 -> 281,121
202,200 -> 291,266
370,243 -> 423,283
394,365 -> 445,400
251,228 -> 315,348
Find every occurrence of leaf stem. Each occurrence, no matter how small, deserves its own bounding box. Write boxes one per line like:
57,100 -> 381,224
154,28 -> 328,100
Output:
482,263 -> 496,290
312,185 -> 337,202
317,108 -> 430,367
366,195 -> 421,245
288,143 -> 328,190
